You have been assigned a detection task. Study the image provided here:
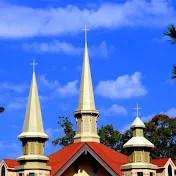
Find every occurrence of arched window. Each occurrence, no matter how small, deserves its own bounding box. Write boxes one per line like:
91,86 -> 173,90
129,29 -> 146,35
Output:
168,164 -> 172,176
1,165 -> 5,176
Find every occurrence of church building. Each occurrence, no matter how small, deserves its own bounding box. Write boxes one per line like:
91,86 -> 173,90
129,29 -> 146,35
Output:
0,28 -> 176,176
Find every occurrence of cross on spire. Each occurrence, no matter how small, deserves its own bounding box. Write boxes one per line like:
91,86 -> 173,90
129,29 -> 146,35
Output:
30,58 -> 38,72
82,25 -> 90,43
134,102 -> 141,117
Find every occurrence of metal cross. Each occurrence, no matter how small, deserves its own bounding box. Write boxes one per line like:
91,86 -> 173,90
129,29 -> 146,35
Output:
82,25 -> 90,43
134,102 -> 141,117
30,58 -> 38,72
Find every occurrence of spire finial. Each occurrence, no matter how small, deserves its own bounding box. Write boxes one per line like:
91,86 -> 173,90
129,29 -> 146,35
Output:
30,58 -> 38,72
133,102 -> 141,117
82,25 -> 90,43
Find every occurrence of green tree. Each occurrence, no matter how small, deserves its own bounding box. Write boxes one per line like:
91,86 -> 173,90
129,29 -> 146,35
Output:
120,114 -> 176,159
145,114 -> 171,159
0,107 -> 4,114
120,129 -> 132,155
98,124 -> 121,151
164,24 -> 176,80
52,114 -> 176,159
53,116 -> 122,151
52,116 -> 76,147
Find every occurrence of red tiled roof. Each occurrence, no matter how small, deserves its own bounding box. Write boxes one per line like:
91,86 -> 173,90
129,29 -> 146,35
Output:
47,142 -> 128,176
173,160 -> 176,166
87,142 -> 128,176
2,142 -> 127,175
3,159 -> 19,168
150,157 -> 169,167
47,142 -> 85,176
4,144 -> 173,175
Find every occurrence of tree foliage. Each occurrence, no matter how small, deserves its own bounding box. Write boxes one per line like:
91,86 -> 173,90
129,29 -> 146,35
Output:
52,116 -> 122,150
0,107 -> 4,114
164,24 -> 176,44
52,116 -> 76,147
98,124 -> 121,151
164,24 -> 176,80
53,114 -> 176,159
171,65 -> 176,80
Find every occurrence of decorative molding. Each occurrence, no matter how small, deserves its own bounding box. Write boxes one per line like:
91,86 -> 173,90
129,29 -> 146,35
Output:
0,160 -> 10,169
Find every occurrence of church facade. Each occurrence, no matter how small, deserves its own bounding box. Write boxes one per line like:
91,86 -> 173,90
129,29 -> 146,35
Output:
0,29 -> 176,176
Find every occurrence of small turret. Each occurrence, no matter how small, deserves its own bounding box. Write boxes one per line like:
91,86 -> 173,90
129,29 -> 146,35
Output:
121,103 -> 157,176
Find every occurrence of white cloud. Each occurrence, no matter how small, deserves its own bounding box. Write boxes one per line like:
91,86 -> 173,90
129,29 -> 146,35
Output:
165,107 -> 176,117
22,40 -> 114,58
56,80 -> 78,97
140,107 -> 176,122
119,123 -> 131,133
39,74 -> 79,97
0,0 -> 174,38
45,128 -> 63,154
6,97 -> 27,110
45,128 -> 64,140
38,74 -> 59,89
39,95 -> 49,101
7,101 -> 25,110
141,114 -> 155,122
76,65 -> 82,71
89,41 -> 115,59
0,82 -> 27,93
0,141 -> 5,149
22,40 -> 82,55
95,72 -> 147,99
101,104 -> 128,116
0,141 -> 21,159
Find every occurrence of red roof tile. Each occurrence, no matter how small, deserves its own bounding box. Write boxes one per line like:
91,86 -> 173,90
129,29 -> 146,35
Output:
173,160 -> 176,166
87,142 -> 128,176
48,142 -> 85,176
47,142 -> 128,176
4,143 -> 171,175
150,158 -> 169,167
3,159 -> 19,168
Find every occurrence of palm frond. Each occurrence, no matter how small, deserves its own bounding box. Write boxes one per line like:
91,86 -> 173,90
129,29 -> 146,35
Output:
171,65 -> 176,80
164,24 -> 176,44
0,107 -> 4,114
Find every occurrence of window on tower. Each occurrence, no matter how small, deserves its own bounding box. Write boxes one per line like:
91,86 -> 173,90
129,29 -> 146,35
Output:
150,172 -> 153,176
1,165 -> 5,176
29,173 -> 35,176
137,172 -> 143,176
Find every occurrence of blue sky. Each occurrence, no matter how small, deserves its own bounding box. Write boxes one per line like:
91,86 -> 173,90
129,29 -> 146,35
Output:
0,0 -> 176,160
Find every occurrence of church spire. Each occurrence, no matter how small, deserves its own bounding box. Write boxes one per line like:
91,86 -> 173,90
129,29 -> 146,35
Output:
73,26 -> 100,143
18,59 -> 48,139
78,26 -> 96,110
16,59 -> 51,175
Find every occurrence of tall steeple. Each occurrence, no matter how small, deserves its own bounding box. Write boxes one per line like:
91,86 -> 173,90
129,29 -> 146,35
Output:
121,103 -> 157,176
73,26 -> 100,143
15,59 -> 51,175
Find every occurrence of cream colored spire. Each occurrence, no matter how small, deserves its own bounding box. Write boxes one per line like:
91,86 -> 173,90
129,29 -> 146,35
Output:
18,59 -> 48,139
78,26 -> 95,110
73,26 -> 100,143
